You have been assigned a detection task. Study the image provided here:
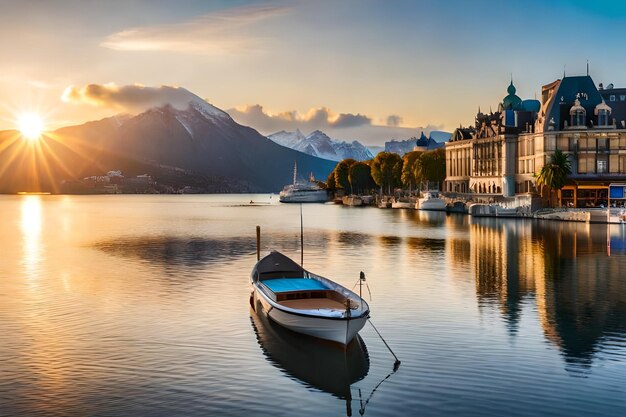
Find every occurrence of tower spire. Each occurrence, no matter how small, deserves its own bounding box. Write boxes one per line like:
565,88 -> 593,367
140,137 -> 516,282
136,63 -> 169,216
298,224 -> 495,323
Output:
587,60 -> 589,76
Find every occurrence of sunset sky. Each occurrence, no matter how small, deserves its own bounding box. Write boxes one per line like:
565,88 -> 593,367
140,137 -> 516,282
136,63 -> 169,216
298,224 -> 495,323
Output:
2,0 -> 626,144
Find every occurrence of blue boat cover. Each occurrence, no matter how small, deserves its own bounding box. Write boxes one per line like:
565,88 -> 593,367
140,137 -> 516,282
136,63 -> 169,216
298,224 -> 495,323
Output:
262,278 -> 328,293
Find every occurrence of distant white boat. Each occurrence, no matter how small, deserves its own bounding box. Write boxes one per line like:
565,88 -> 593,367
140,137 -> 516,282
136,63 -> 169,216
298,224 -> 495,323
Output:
416,190 -> 446,211
250,251 -> 370,345
279,162 -> 328,203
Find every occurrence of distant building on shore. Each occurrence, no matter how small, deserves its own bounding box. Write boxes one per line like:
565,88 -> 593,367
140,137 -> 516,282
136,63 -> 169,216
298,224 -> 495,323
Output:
385,132 -> 444,156
445,73 -> 626,207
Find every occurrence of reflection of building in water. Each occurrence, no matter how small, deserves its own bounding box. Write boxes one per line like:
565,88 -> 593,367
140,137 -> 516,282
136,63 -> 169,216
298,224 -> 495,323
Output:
534,224 -> 626,370
469,220 -> 626,368
469,219 -> 540,333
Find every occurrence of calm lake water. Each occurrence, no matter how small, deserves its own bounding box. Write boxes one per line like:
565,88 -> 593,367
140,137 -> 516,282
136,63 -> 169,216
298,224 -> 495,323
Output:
1,194 -> 626,416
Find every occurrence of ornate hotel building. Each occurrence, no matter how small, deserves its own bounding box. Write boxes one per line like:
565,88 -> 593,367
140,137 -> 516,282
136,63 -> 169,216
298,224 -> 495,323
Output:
445,74 -> 626,207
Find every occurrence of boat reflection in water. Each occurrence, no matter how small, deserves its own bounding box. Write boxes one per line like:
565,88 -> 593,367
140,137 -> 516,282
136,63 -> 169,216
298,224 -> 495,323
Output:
250,298 -> 370,416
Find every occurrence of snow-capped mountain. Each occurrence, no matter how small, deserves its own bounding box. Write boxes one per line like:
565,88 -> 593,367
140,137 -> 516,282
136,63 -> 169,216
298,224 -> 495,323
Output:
267,129 -> 374,161
0,89 -> 337,193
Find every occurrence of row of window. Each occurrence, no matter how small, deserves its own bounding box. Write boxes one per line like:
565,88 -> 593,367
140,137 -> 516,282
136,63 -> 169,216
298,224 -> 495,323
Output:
577,154 -> 626,174
608,94 -> 626,102
544,136 -> 626,152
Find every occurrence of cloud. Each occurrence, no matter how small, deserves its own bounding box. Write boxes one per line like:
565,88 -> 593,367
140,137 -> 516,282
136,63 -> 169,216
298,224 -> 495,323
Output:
332,113 -> 371,128
228,105 -> 371,132
227,104 -> 445,146
386,114 -> 403,126
62,83 -> 202,111
101,5 -> 289,55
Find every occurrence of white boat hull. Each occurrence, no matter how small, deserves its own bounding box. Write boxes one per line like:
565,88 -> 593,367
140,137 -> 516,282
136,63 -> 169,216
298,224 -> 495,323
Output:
417,198 -> 446,211
279,190 -> 328,203
252,286 -> 368,345
262,296 -> 365,344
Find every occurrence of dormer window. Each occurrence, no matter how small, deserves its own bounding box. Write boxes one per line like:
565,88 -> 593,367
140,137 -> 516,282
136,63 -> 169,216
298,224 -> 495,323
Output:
594,99 -> 612,127
569,98 -> 586,127
610,95 -> 616,102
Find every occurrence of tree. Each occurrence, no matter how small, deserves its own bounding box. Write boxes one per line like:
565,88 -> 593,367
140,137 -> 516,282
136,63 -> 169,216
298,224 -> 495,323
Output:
371,152 -> 402,195
536,150 -> 571,207
418,148 -> 446,189
348,162 -> 375,195
334,158 -> 356,190
401,151 -> 423,191
325,170 -> 336,191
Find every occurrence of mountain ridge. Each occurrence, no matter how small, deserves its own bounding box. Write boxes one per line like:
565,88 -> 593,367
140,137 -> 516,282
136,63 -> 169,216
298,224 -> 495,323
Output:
0,95 -> 336,193
268,129 -> 373,161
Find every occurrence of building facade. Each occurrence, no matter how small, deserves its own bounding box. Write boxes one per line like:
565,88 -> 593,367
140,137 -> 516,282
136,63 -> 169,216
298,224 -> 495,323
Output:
445,74 -> 626,207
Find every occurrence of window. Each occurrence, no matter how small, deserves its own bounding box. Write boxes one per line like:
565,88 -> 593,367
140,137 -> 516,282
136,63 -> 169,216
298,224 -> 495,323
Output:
610,154 -> 619,173
621,95 -> 626,101
579,137 -> 596,151
545,136 -> 556,151
597,156 -> 608,173
598,138 -> 607,151
558,136 -> 569,151
578,154 -> 596,173
610,95 -> 616,102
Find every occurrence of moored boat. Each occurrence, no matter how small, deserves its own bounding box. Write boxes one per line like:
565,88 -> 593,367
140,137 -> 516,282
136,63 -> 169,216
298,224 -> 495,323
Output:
250,251 -> 370,345
279,162 -> 328,203
416,190 -> 446,211
391,197 -> 412,209
342,195 -> 363,206
378,196 -> 392,208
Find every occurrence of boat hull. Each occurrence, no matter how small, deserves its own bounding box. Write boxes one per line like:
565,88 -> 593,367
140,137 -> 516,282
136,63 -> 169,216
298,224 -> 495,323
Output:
252,287 -> 368,345
279,190 -> 328,203
416,199 -> 447,211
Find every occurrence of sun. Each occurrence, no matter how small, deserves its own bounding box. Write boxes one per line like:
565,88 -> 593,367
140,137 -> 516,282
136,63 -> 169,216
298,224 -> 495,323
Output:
18,112 -> 45,141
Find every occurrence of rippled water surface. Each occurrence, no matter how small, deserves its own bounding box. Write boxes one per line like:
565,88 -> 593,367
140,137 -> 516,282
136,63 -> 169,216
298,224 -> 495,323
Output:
1,194 -> 626,416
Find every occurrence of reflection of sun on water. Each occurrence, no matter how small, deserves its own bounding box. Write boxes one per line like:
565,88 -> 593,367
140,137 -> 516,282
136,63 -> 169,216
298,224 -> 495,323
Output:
21,196 -> 43,280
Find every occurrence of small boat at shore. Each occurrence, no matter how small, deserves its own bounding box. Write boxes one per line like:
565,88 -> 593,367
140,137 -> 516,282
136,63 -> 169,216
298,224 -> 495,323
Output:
416,190 -> 446,211
250,251 -> 370,345
342,195 -> 363,206
378,196 -> 392,208
391,197 -> 412,209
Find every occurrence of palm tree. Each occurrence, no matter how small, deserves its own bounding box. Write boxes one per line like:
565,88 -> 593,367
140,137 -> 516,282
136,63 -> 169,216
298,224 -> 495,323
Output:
536,150 -> 572,207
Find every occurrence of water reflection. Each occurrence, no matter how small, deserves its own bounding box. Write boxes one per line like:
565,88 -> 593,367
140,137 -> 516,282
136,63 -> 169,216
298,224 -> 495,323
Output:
250,299 -> 369,416
468,219 -> 626,370
94,236 -> 257,267
20,195 -> 43,281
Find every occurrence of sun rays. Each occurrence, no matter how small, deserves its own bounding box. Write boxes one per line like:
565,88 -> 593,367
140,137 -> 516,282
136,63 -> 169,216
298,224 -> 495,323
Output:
17,112 -> 45,141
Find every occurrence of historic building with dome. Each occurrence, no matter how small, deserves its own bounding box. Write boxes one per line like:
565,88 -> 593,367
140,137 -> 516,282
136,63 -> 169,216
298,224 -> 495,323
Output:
445,73 -> 626,207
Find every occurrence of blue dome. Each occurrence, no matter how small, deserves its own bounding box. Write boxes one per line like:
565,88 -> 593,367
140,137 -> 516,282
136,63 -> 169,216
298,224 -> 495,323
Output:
521,99 -> 540,112
507,82 -> 516,95
502,81 -> 522,110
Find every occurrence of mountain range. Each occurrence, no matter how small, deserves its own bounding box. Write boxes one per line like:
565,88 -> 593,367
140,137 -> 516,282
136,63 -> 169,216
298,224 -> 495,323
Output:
0,91 -> 337,193
268,129 -> 374,161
